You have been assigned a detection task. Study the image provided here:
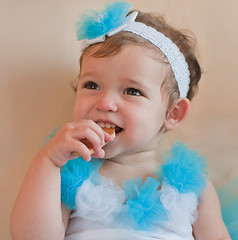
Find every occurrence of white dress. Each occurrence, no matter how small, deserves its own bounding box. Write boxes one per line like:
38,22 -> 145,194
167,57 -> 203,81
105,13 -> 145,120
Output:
61,142 -> 208,240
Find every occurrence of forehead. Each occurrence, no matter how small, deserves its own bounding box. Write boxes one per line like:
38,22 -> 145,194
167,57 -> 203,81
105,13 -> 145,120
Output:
80,44 -> 170,86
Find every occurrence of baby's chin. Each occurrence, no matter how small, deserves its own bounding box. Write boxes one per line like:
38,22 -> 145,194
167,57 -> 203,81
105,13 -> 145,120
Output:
100,145 -> 120,160
100,148 -> 115,160
102,146 -> 132,161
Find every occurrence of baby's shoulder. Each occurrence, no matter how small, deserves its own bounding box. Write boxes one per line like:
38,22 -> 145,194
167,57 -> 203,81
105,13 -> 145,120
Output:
158,141 -> 208,197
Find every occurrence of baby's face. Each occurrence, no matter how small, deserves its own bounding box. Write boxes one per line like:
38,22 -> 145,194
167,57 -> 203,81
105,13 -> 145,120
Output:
74,45 -> 169,159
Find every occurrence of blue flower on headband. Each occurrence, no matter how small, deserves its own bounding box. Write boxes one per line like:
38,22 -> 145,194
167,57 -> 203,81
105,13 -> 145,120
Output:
75,1 -> 137,43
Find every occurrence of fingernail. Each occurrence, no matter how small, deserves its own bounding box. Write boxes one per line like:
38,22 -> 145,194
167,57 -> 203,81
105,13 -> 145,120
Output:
83,156 -> 91,162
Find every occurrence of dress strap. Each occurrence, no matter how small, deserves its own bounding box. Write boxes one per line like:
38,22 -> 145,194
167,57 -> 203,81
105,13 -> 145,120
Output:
157,141 -> 208,197
61,158 -> 103,209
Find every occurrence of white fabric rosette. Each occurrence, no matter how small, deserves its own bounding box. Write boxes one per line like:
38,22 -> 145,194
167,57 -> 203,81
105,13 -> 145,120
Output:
160,181 -> 198,236
73,177 -> 126,226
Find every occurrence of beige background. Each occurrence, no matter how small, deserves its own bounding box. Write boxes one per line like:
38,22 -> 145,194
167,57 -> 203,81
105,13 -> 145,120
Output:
1,0 -> 238,239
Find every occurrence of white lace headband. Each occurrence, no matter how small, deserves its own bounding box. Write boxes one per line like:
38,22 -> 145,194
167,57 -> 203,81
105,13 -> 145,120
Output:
76,2 -> 190,98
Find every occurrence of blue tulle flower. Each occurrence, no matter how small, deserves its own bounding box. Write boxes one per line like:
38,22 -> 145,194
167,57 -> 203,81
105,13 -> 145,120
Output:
157,141 -> 208,197
217,177 -> 238,239
75,1 -> 133,41
41,128 -> 59,147
123,177 -> 167,230
61,158 -> 103,209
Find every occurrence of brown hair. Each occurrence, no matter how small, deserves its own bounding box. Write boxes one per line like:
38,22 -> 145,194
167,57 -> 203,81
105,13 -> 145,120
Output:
76,11 -> 202,110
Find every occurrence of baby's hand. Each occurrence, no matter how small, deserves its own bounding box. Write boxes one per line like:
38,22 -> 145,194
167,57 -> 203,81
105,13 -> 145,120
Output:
41,120 -> 114,167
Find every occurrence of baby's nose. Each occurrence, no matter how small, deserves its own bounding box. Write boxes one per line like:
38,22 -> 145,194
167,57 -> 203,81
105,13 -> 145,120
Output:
96,92 -> 118,112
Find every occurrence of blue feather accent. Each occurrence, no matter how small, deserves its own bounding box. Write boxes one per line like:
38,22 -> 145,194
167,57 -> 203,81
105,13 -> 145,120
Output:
157,141 -> 208,197
217,177 -> 238,239
75,1 -> 132,40
123,177 -> 167,230
61,158 -> 103,209
41,128 -> 59,147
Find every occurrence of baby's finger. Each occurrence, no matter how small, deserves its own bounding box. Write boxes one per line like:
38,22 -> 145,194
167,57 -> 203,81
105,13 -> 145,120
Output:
104,131 -> 115,143
80,128 -> 104,151
102,127 -> 116,143
71,128 -> 103,156
92,148 -> 105,159
73,120 -> 106,145
70,141 -> 93,161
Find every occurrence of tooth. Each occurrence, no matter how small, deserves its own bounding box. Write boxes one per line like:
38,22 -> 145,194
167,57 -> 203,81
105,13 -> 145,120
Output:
97,122 -> 116,129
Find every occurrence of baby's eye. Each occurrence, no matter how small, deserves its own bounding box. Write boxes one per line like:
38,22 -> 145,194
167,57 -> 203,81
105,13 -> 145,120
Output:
123,88 -> 143,96
83,81 -> 100,90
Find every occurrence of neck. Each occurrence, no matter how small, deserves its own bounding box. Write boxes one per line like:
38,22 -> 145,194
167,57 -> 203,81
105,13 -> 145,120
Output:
99,149 -> 163,184
110,150 -> 159,165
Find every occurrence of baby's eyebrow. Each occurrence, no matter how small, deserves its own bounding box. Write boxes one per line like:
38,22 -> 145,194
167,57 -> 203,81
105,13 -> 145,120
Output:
124,77 -> 150,91
79,72 -> 95,79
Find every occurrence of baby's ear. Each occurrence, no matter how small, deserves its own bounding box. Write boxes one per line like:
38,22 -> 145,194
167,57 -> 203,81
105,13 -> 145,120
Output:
164,98 -> 190,130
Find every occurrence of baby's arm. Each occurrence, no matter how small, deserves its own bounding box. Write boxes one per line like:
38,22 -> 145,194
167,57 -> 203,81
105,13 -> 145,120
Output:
10,120 -> 113,240
192,180 -> 231,240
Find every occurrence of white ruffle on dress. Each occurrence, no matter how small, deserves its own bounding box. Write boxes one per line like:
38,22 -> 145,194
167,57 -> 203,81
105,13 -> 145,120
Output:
61,142 -> 208,240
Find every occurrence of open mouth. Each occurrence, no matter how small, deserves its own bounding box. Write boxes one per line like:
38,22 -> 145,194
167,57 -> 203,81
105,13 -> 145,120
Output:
115,126 -> 123,134
97,122 -> 124,135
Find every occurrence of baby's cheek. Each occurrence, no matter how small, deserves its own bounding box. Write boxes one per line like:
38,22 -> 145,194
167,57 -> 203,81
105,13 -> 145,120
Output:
126,126 -> 149,145
73,104 -> 86,121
